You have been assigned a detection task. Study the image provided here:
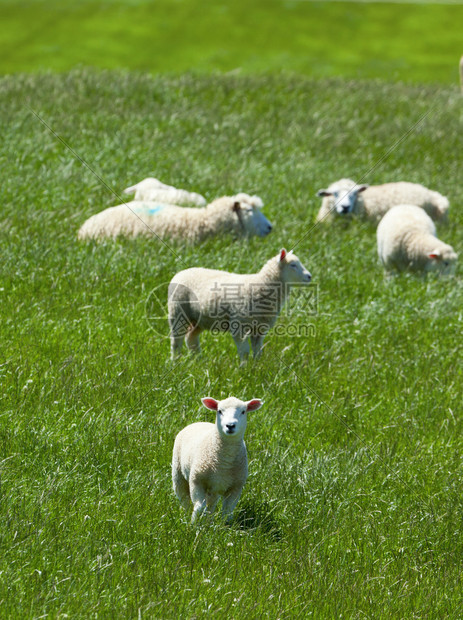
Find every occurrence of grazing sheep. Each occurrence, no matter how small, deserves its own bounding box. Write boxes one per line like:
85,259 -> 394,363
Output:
168,248 -> 312,361
376,204 -> 458,275
77,194 -> 272,242
172,396 -> 263,522
124,177 -> 207,207
316,178 -> 449,223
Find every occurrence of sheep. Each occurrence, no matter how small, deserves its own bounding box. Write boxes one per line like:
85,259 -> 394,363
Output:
376,204 -> 458,275
316,178 -> 449,223
123,177 -> 207,206
172,396 -> 263,522
168,248 -> 312,361
77,194 -> 272,242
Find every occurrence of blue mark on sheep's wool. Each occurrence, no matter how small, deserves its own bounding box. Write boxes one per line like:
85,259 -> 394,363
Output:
133,203 -> 167,216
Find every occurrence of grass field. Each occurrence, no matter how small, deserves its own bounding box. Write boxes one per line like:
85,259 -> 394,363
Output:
1,68 -> 462,616
1,0 -> 463,82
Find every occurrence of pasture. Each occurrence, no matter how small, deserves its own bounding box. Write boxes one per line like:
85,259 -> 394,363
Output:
1,69 -> 462,616
0,0 -> 462,82
1,0 -> 463,616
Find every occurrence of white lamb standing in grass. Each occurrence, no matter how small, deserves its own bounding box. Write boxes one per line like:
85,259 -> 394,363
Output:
172,396 -> 263,523
377,204 -> 458,275
123,177 -> 207,207
77,193 -> 272,242
316,178 -> 449,223
168,248 -> 312,362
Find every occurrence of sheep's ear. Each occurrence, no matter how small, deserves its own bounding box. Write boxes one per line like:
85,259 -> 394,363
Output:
317,189 -> 332,197
201,397 -> 219,410
249,195 -> 264,208
429,250 -> 441,260
232,201 -> 241,212
278,248 -> 287,262
246,399 -> 263,412
357,184 -> 369,193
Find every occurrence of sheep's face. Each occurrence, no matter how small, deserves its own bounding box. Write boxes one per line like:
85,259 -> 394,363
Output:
426,247 -> 458,275
278,249 -> 312,284
234,202 -> 272,237
202,396 -> 262,439
317,181 -> 368,216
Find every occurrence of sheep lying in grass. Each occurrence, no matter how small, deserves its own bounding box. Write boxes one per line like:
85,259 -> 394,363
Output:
77,194 -> 272,242
377,204 -> 458,275
316,178 -> 449,223
172,396 -> 262,522
168,248 -> 312,361
124,177 -> 207,207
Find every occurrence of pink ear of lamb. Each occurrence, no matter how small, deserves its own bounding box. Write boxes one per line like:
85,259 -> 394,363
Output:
428,253 -> 440,260
246,399 -> 263,412
278,248 -> 287,262
202,397 -> 219,410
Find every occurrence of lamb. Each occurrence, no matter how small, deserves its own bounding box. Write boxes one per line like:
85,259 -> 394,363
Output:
77,194 -> 272,242
172,396 -> 263,522
168,248 -> 312,361
316,178 -> 449,223
123,177 -> 207,206
376,204 -> 458,275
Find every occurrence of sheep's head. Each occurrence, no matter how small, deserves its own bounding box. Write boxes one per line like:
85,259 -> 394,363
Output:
277,248 -> 312,284
317,179 -> 369,216
426,245 -> 458,275
232,200 -> 272,238
202,396 -> 262,439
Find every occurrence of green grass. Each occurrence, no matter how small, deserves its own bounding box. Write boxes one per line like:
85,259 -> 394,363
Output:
1,69 -> 463,616
1,0 -> 463,83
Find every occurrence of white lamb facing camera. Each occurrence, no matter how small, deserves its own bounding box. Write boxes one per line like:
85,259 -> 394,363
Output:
172,396 -> 263,523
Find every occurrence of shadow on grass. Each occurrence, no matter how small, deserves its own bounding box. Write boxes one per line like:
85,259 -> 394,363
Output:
231,501 -> 282,540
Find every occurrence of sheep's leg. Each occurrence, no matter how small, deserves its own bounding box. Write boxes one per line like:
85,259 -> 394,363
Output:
222,486 -> 243,521
232,335 -> 250,364
169,307 -> 191,359
205,492 -> 219,515
173,475 -> 192,513
169,312 -> 185,359
170,334 -> 184,359
250,335 -> 264,359
191,500 -> 207,523
185,325 -> 202,353
190,484 -> 208,522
